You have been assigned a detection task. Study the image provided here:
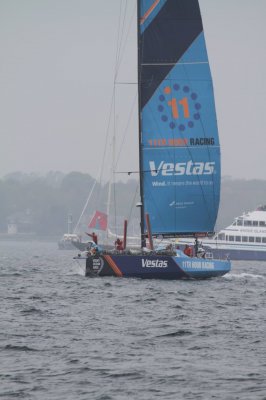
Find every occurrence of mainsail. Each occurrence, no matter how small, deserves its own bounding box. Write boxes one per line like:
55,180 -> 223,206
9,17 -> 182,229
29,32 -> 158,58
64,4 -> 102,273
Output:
139,0 -> 220,237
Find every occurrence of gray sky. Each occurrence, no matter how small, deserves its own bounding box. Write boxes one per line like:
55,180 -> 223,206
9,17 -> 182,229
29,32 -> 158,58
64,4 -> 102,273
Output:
0,0 -> 265,181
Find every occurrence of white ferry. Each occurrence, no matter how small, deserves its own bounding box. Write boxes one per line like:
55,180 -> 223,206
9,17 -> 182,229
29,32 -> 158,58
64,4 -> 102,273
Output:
58,233 -> 81,250
201,206 -> 266,261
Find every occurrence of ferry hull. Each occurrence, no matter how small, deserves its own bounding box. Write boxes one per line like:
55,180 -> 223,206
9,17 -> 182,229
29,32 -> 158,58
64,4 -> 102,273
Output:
74,254 -> 231,280
205,247 -> 266,261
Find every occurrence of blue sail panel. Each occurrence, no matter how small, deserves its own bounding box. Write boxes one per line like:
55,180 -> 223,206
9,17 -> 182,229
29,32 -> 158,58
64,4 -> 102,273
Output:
139,0 -> 220,236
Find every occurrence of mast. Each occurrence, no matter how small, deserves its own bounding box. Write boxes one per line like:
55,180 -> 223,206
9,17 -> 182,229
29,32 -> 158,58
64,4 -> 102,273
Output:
67,213 -> 73,234
137,0 -> 145,248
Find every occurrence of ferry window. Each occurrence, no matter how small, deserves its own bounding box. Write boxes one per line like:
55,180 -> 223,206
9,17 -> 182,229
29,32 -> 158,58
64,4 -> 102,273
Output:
242,236 -> 248,242
259,221 -> 266,227
262,238 -> 266,243
235,236 -> 241,242
253,221 -> 258,226
229,236 -> 234,241
244,221 -> 252,226
237,220 -> 243,226
255,237 -> 261,243
218,234 -> 225,240
226,236 -> 228,241
249,237 -> 255,243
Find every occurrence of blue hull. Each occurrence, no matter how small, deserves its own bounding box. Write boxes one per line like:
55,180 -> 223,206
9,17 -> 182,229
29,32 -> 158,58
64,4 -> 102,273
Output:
76,254 -> 231,280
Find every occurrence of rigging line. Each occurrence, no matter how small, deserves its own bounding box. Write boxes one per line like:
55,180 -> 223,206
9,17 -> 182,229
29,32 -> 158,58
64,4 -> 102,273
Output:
112,1 -> 131,234
73,178 -> 98,234
115,82 -> 137,85
114,91 -> 138,170
95,1 -> 125,203
115,0 -> 129,80
113,172 -> 118,237
142,62 -> 208,66
113,80 -> 118,237
115,3 -> 137,80
118,0 -> 128,61
126,180 -> 139,225
114,0 -> 124,75
110,1 -> 132,236
101,1 -> 126,224
115,169 -> 158,175
76,93 -> 115,227
98,89 -> 115,189
96,99 -> 112,206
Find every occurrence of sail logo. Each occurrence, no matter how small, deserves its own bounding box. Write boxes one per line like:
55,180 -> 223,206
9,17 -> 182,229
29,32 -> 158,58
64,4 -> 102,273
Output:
141,259 -> 168,268
158,85 -> 201,132
149,161 -> 215,176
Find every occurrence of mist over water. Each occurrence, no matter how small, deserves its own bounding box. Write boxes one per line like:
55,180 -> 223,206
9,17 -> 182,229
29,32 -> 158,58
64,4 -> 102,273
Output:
1,241 -> 265,399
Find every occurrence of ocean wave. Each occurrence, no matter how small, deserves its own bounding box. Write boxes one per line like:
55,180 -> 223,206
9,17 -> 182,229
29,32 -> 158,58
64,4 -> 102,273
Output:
157,329 -> 192,338
3,344 -> 41,352
20,307 -> 44,315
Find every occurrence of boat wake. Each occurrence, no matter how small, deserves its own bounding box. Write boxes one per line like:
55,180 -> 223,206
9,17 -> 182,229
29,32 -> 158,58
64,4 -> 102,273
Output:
67,262 -> 85,276
224,272 -> 265,280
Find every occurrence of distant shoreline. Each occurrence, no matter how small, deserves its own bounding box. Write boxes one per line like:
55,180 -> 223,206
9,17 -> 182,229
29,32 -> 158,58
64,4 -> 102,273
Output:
0,234 -> 59,242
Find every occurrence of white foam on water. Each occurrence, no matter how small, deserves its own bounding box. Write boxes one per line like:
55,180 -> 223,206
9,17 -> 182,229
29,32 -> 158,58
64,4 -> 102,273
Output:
66,260 -> 86,276
224,272 -> 265,280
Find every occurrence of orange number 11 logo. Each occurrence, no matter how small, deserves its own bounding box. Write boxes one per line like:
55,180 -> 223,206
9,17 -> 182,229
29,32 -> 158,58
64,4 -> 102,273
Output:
167,97 -> 190,119
164,86 -> 190,119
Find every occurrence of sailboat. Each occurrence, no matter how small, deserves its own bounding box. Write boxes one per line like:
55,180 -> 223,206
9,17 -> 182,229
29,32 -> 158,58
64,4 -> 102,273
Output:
58,213 -> 81,250
74,0 -> 231,279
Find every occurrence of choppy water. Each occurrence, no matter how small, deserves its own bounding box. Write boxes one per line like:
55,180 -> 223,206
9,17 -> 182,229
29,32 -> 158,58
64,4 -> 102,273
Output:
0,240 -> 266,400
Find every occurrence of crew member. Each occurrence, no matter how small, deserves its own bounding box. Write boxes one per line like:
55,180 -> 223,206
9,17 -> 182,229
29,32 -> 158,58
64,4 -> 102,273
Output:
115,238 -> 123,251
90,246 -> 97,256
184,244 -> 193,257
197,247 -> 206,258
86,231 -> 98,244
